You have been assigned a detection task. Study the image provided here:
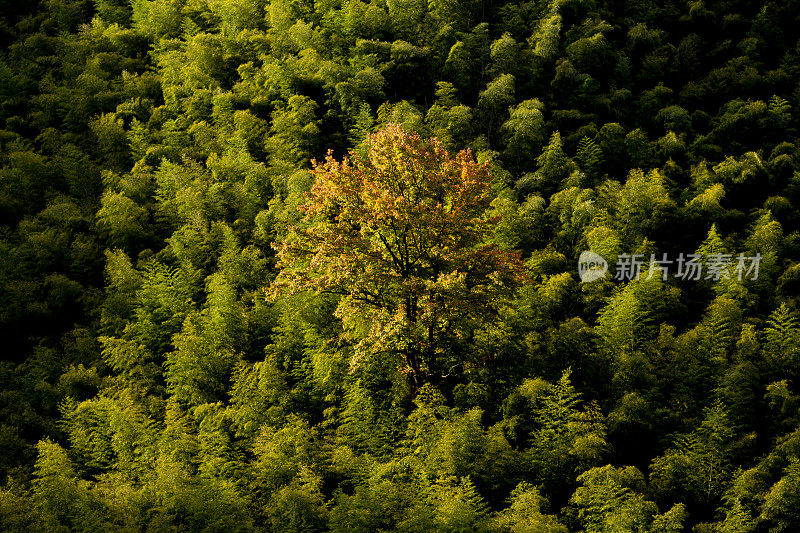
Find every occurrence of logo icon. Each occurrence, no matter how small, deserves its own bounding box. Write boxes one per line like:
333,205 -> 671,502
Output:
578,251 -> 608,283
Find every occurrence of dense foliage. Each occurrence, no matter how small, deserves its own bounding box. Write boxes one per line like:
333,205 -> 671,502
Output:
2,0 -> 800,529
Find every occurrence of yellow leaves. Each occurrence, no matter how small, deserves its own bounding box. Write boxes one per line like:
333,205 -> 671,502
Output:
620,168 -> 674,212
688,183 -> 725,212
270,125 -> 526,386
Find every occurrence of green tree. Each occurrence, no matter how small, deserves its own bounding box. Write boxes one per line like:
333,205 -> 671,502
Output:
569,464 -> 686,533
650,401 -> 737,506
494,482 -> 568,532
502,99 -> 547,176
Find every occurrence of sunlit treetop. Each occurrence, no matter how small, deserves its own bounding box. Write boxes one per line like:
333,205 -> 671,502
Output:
271,124 -> 527,390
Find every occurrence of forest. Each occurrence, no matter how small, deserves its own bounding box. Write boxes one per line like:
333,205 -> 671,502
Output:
2,0 -> 800,529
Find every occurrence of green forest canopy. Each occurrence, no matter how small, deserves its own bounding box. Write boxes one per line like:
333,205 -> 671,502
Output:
2,0 -> 800,530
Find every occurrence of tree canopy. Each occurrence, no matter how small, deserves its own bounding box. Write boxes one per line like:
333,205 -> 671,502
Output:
272,125 -> 526,390
2,0 -> 800,529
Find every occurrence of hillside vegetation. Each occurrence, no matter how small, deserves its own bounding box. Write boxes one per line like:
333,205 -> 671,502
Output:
2,0 -> 800,530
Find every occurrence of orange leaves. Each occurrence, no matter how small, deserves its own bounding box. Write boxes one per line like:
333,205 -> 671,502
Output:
270,124 -> 527,387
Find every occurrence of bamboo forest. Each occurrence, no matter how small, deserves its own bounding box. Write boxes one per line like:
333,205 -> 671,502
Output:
2,0 -> 800,530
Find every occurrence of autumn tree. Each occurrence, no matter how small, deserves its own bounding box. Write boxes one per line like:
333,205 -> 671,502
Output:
271,124 -> 526,392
